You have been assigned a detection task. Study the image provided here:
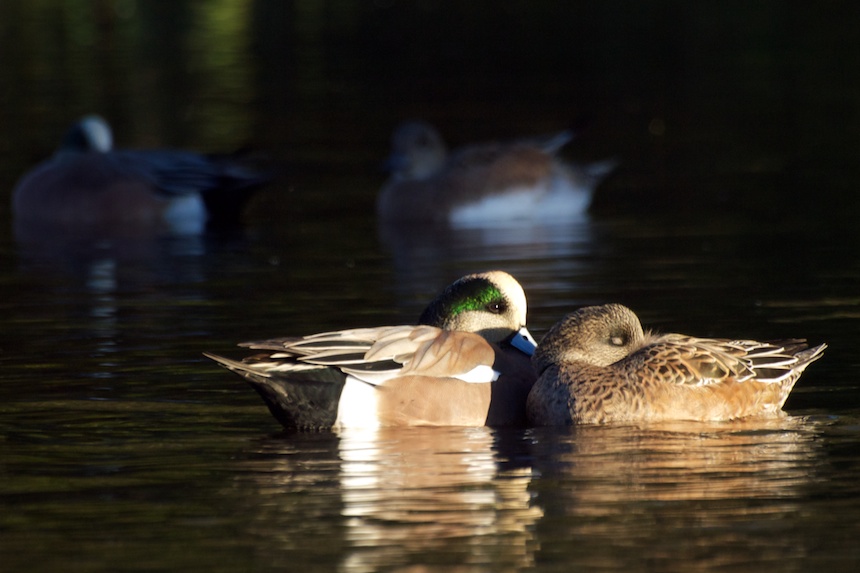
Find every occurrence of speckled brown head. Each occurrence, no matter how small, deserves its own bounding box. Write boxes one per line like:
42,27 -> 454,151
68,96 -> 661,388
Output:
533,304 -> 647,374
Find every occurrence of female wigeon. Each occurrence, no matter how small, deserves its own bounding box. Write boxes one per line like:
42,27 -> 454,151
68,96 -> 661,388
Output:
377,120 -> 615,226
527,304 -> 826,424
12,115 -> 268,234
205,271 -> 538,429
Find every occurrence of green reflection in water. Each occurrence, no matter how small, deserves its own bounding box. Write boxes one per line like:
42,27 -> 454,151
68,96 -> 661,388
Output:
186,0 -> 256,145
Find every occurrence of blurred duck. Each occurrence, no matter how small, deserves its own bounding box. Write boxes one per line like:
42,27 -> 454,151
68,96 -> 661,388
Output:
377,120 -> 616,226
527,304 -> 827,425
205,271 -> 538,430
11,115 -> 269,234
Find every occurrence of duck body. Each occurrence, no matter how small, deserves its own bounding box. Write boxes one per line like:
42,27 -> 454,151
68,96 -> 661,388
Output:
206,271 -> 537,430
12,115 -> 268,233
527,304 -> 827,425
377,121 -> 614,226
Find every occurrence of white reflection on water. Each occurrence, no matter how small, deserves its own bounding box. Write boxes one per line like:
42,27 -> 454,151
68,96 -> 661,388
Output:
236,427 -> 543,572
336,427 -> 542,572
226,414 -> 859,571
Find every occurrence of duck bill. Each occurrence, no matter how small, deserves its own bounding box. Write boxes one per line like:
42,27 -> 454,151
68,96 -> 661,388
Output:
510,326 -> 537,356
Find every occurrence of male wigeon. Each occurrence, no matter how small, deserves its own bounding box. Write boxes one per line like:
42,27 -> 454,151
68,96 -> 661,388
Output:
527,304 -> 826,425
11,115 -> 268,233
205,271 -> 538,430
377,120 -> 615,226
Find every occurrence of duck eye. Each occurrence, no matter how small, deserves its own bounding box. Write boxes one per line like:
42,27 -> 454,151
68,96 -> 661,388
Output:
486,301 -> 505,314
610,335 -> 627,346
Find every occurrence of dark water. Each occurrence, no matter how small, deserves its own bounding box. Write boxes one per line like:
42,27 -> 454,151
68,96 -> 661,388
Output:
3,3 -> 860,572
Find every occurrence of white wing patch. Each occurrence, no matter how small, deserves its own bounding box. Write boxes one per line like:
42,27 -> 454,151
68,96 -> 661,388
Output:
453,364 -> 500,383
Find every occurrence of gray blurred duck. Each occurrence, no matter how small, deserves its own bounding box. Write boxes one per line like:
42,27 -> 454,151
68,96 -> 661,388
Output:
12,115 -> 269,234
377,120 -> 615,226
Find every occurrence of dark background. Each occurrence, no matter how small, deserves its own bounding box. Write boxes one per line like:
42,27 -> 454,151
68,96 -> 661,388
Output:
2,1 -> 858,222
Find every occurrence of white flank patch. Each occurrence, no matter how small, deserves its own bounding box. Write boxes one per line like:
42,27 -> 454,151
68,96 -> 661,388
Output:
163,194 -> 207,235
450,188 -> 541,227
334,376 -> 381,429
449,177 -> 592,228
454,364 -> 500,384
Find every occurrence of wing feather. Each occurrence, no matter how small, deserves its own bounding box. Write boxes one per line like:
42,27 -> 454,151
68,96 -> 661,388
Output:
631,335 -> 824,387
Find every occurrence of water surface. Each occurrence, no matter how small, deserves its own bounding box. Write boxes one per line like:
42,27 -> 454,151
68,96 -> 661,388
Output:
2,3 -> 860,572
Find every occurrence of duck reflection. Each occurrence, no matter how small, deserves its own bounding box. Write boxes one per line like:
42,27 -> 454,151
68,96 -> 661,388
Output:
379,218 -> 599,320
379,217 -> 597,261
528,416 -> 825,569
237,427 -> 542,572
12,224 -> 232,389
